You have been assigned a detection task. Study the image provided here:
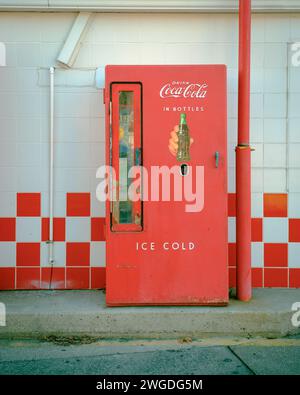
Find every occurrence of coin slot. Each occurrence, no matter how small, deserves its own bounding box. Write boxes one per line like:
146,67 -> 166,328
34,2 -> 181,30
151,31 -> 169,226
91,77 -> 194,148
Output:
180,163 -> 189,176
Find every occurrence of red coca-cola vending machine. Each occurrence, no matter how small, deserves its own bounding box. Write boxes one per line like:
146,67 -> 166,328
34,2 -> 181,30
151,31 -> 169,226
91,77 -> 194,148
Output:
103,65 -> 228,306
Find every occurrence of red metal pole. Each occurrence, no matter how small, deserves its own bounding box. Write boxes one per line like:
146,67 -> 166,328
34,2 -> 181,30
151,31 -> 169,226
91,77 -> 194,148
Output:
236,0 -> 252,301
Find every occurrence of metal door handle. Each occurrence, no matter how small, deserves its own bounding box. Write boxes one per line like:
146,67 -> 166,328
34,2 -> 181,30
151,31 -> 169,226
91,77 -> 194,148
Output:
215,151 -> 220,168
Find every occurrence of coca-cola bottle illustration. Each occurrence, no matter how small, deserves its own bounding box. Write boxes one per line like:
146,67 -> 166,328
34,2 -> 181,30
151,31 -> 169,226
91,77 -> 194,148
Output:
176,113 -> 190,162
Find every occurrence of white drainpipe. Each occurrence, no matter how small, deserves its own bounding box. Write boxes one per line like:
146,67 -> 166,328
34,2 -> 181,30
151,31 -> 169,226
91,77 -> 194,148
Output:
49,66 -> 55,265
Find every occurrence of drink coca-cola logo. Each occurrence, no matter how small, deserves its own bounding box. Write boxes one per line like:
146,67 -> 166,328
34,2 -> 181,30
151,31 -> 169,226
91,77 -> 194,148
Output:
160,81 -> 208,99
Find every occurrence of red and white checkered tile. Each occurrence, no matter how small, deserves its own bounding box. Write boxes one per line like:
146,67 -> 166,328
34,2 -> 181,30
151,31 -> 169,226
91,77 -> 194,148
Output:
228,192 -> 300,289
0,192 -> 106,290
0,191 -> 299,290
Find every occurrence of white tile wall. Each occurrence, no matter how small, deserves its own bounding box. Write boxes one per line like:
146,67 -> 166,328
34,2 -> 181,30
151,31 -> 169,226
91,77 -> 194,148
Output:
228,217 -> 236,243
264,118 -> 286,143
288,193 -> 300,217
250,118 -> 264,143
0,192 -> 16,216
264,93 -> 287,118
90,241 -> 106,267
251,192 -> 263,217
0,242 -> 16,267
288,243 -> 300,268
263,217 -> 288,242
16,217 -> 41,242
289,119 -> 300,142
288,169 -> 300,192
263,169 -> 286,192
66,218 -> 91,242
41,241 -> 66,267
264,144 -> 286,167
252,168 -> 264,192
289,144 -> 300,167
251,242 -> 264,268
0,12 -> 300,276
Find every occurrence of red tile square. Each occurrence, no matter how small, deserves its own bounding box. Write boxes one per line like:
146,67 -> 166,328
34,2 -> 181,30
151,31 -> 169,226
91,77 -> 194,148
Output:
251,218 -> 263,242
0,268 -> 15,290
0,218 -> 16,241
264,243 -> 288,267
91,267 -> 106,289
17,193 -> 41,217
42,218 -> 66,242
66,267 -> 89,289
16,268 -> 40,289
264,268 -> 288,287
252,268 -> 263,288
66,242 -> 90,266
16,243 -> 40,266
229,267 -> 236,288
228,193 -> 236,217
41,268 -> 65,289
263,193 -> 287,217
67,193 -> 90,217
289,219 -> 300,242
228,243 -> 236,267
91,218 -> 105,241
289,269 -> 300,288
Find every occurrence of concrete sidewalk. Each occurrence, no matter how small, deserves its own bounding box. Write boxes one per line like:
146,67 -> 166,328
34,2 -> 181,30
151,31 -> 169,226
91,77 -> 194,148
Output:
0,289 -> 299,339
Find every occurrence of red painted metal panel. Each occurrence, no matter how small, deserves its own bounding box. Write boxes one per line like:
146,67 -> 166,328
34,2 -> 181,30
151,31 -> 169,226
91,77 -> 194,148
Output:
105,65 -> 228,306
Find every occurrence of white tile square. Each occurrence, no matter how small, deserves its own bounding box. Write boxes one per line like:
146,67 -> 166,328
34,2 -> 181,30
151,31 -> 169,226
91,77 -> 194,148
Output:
263,218 -> 288,243
288,66 -> 300,93
17,166 -> 41,192
264,144 -> 286,167
0,242 -> 16,267
288,169 -> 300,192
264,94 -> 286,118
288,93 -> 300,118
264,44 -> 287,68
289,119 -> 300,143
265,16 -> 290,43
227,93 -> 238,118
251,193 -> 263,217
90,242 -> 106,267
227,117 -> 237,144
288,144 -> 300,167
263,169 -> 286,192
251,69 -> 264,93
16,143 -> 41,167
228,167 -> 236,193
250,94 -> 263,118
251,143 -> 263,167
41,242 -> 66,267
0,143 -> 17,166
16,218 -> 41,242
227,142 -> 236,167
264,118 -> 286,143
0,167 -> 17,192
250,118 -> 263,143
252,168 -> 264,192
288,193 -> 300,218
91,191 -> 105,217
41,192 -> 66,217
228,217 -> 236,243
0,192 -> 16,217
288,243 -> 300,268
66,217 -> 90,242
251,242 -> 264,268
1,118 -> 17,142
264,68 -> 287,93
